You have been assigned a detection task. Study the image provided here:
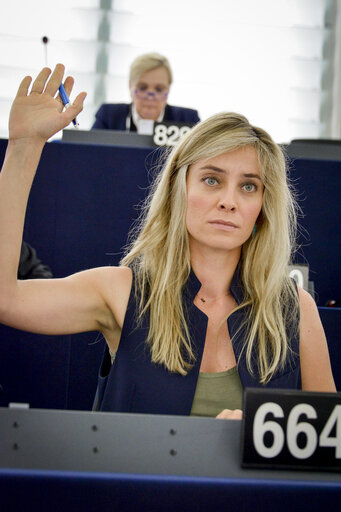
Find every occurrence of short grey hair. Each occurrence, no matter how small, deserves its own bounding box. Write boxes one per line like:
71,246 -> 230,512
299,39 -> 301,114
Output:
129,52 -> 173,85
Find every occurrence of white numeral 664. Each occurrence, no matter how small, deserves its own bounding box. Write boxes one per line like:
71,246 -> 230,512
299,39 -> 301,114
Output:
253,402 -> 341,459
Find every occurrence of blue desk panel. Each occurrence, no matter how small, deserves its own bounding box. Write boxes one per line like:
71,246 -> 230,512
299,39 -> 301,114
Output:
1,470 -> 340,512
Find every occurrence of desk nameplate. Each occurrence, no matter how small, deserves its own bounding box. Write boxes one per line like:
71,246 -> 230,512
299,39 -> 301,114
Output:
242,388 -> 341,472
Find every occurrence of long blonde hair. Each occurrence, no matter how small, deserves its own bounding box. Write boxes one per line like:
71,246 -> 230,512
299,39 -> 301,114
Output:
121,112 -> 299,383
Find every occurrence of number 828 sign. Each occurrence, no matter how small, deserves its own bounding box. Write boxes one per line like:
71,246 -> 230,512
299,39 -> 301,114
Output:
241,388 -> 341,471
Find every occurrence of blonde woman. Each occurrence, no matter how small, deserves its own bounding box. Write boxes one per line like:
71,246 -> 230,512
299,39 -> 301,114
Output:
0,65 -> 335,419
91,52 -> 200,132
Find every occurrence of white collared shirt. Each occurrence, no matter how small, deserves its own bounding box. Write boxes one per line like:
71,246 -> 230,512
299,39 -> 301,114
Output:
126,104 -> 165,134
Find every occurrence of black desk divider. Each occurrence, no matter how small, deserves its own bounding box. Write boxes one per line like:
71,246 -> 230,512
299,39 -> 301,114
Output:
62,128 -> 155,148
284,139 -> 341,160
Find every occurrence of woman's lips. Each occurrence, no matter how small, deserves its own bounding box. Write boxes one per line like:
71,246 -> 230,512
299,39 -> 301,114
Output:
209,220 -> 239,231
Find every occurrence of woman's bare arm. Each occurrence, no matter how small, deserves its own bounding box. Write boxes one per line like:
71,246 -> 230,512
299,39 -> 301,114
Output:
1,266 -> 132,336
299,287 -> 336,392
0,64 -> 130,340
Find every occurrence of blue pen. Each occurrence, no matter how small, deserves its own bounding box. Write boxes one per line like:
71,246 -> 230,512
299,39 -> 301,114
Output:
58,84 -> 79,128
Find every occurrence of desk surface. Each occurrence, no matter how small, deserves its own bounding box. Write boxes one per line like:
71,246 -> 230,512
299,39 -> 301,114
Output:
0,407 -> 340,512
1,407 -> 341,482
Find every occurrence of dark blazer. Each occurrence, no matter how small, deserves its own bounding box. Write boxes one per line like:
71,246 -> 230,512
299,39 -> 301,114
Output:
94,267 -> 300,415
91,103 -> 200,130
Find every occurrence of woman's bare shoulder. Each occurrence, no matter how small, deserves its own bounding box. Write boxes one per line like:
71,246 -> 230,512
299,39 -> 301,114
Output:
297,285 -> 324,346
86,264 -> 132,288
297,284 -> 315,305
297,285 -> 318,316
102,265 -> 132,285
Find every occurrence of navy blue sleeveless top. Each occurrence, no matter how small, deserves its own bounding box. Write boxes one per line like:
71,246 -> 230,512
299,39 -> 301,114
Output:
94,267 -> 300,414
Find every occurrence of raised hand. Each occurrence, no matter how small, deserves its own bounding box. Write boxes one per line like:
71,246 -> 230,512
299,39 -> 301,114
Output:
8,64 -> 87,144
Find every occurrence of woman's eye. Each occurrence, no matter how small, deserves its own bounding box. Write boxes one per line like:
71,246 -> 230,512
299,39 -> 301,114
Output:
242,183 -> 256,192
205,177 -> 218,186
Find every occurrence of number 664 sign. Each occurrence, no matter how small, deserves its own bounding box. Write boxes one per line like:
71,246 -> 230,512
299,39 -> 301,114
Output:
241,388 -> 341,471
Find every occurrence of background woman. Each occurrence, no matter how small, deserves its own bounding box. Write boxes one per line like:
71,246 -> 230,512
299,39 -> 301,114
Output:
91,52 -> 200,132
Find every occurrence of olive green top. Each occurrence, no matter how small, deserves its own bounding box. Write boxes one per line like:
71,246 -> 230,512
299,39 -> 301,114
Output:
190,366 -> 243,417
109,348 -> 242,418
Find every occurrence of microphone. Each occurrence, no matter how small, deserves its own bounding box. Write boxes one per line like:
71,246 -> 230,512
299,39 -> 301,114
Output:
41,35 -> 49,66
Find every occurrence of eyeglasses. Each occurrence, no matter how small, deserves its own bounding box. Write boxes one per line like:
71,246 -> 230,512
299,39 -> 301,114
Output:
134,86 -> 169,101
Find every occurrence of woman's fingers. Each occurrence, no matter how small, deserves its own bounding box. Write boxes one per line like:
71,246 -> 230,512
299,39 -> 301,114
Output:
73,91 -> 87,108
30,67 -> 52,95
10,64 -> 87,141
29,64 -> 66,98
216,409 -> 243,420
62,76 -> 75,98
19,65 -> 76,104
15,76 -> 33,98
44,63 -> 65,97
60,91 -> 87,125
56,76 -> 75,108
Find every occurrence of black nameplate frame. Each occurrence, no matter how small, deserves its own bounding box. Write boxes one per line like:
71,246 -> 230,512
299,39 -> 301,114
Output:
242,388 -> 341,472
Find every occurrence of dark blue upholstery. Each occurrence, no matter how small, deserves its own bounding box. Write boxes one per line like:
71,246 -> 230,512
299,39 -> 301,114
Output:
290,157 -> 341,305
